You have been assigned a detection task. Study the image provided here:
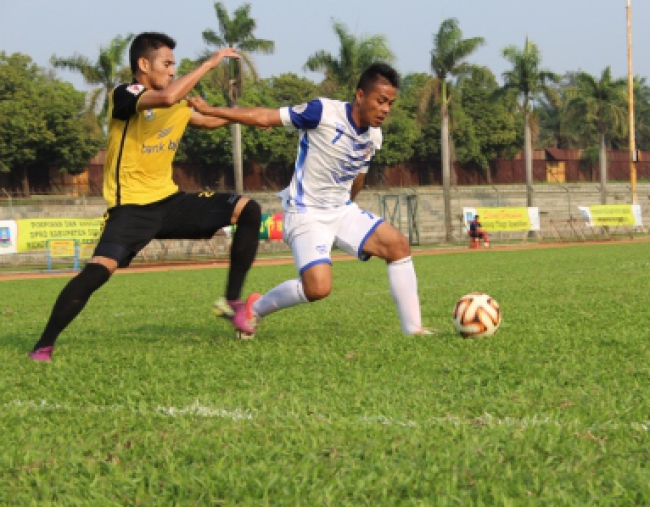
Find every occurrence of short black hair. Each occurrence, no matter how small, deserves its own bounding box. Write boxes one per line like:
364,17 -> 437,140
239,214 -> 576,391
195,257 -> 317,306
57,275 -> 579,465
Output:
130,32 -> 176,75
356,63 -> 400,93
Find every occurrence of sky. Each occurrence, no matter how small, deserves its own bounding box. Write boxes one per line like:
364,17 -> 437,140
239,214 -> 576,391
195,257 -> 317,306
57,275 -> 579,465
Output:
1,0 -> 648,92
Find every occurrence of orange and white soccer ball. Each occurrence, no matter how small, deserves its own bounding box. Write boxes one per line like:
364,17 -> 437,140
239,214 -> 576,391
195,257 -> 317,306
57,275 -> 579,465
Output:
452,292 -> 501,338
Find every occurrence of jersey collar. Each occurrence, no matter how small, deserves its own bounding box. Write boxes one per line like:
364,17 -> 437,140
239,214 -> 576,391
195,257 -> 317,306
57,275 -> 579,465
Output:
346,103 -> 369,135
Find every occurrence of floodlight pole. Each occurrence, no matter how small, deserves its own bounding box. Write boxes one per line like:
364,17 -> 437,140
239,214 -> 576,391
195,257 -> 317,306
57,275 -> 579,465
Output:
626,0 -> 637,204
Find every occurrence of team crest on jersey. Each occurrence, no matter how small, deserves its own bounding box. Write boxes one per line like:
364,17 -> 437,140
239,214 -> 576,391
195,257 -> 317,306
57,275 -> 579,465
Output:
144,110 -> 155,121
291,103 -> 308,114
126,84 -> 144,95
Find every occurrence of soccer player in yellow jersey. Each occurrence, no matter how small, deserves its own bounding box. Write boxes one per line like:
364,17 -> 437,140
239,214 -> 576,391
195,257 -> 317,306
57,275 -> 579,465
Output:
29,32 -> 262,362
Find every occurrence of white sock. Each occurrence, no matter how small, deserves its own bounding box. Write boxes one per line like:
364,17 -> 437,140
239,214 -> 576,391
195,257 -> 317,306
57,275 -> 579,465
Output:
252,279 -> 308,318
387,256 -> 422,334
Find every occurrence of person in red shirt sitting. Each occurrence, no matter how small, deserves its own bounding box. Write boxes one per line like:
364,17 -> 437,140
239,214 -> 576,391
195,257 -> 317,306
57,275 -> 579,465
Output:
469,215 -> 489,247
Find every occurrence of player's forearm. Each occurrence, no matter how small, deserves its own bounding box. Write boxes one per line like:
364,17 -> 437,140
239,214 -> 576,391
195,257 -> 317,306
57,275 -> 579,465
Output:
156,62 -> 219,106
197,106 -> 280,128
189,113 -> 232,130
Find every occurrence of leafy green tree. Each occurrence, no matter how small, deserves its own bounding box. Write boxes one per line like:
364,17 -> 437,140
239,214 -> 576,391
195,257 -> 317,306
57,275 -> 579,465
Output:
458,66 -> 522,180
536,74 -> 582,150
242,74 -> 319,171
564,67 -> 627,202
178,72 -> 319,189
50,33 -> 133,128
372,105 -> 419,170
303,20 -> 395,99
500,39 -> 559,206
401,73 -> 441,180
201,2 -> 274,193
422,18 -> 485,241
633,77 -> 650,152
0,52 -> 103,196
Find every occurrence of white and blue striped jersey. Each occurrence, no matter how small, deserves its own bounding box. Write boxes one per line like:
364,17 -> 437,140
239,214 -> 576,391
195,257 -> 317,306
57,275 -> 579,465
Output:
278,98 -> 382,213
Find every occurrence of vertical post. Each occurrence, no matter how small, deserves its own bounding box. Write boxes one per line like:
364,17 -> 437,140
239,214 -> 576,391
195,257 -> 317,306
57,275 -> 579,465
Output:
525,113 -> 534,207
230,59 -> 244,195
627,0 -> 637,204
232,122 -> 244,195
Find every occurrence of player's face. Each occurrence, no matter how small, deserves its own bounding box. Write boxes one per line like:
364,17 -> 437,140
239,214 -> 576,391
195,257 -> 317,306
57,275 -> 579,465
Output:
141,46 -> 176,90
355,81 -> 398,128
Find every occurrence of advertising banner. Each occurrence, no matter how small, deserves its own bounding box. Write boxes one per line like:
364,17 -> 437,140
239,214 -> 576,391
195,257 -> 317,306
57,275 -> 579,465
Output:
578,205 -> 643,227
462,207 -> 541,232
0,220 -> 18,255
267,213 -> 283,241
16,218 -> 103,252
223,213 -> 283,241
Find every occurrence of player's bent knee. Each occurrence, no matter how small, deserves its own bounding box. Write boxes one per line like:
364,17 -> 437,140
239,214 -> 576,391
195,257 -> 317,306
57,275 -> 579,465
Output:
386,234 -> 411,261
238,199 -> 261,224
88,256 -> 118,275
304,288 -> 331,302
302,281 -> 332,302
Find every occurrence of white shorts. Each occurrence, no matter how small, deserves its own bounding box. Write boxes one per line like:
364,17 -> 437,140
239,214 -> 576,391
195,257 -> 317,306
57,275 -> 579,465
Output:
283,203 -> 384,275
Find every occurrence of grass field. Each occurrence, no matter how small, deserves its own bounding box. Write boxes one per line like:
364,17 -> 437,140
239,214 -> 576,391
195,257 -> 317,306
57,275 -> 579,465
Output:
2,242 -> 650,506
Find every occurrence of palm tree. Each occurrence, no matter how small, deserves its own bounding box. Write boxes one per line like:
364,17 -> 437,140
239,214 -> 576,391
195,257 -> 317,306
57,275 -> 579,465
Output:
500,39 -> 559,208
50,33 -> 133,128
632,77 -> 650,154
422,18 -> 485,242
303,20 -> 395,98
564,67 -> 627,204
202,2 -> 274,194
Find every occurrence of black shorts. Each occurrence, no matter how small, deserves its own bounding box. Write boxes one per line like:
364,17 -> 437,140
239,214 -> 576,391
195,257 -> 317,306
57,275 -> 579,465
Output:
94,191 -> 241,267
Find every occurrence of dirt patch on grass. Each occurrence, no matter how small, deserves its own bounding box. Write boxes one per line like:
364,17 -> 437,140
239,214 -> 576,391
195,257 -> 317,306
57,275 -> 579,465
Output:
1,238 -> 647,282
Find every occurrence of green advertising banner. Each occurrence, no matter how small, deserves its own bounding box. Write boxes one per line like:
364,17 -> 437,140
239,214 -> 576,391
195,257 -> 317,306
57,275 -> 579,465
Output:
17,218 -> 103,252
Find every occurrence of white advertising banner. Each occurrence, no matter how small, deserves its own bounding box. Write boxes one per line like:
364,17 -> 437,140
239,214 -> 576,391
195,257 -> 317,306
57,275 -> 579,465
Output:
0,220 -> 18,255
578,205 -> 643,227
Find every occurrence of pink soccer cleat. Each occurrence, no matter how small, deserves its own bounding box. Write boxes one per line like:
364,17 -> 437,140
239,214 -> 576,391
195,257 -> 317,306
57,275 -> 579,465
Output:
28,346 -> 54,362
232,293 -> 262,337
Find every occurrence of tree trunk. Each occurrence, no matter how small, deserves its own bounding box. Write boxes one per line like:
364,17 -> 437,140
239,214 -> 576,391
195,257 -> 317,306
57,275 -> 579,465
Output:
21,166 -> 30,198
449,135 -> 458,186
524,113 -> 533,207
441,103 -> 453,242
599,131 -> 607,205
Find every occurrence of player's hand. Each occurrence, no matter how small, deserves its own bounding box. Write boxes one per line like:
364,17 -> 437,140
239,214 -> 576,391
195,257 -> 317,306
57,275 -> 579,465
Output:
204,47 -> 240,69
187,95 -> 209,113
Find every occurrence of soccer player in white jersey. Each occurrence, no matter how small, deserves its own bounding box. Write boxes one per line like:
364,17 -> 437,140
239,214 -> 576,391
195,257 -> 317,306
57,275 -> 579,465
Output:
191,63 -> 430,336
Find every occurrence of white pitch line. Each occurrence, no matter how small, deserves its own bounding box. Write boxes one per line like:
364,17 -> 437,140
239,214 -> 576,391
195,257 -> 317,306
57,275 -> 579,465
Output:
2,400 -> 649,432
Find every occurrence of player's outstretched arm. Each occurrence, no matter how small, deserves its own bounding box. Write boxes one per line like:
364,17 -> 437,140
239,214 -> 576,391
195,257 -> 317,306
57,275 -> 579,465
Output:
188,96 -> 283,129
138,48 -> 240,111
188,110 -> 231,130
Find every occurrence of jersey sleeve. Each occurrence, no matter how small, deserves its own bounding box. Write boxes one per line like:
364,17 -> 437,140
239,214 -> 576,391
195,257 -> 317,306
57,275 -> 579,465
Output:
279,99 -> 323,131
111,83 -> 147,121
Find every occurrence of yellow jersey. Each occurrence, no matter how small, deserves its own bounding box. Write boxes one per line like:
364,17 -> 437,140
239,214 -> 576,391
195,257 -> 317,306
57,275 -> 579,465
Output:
103,82 -> 192,207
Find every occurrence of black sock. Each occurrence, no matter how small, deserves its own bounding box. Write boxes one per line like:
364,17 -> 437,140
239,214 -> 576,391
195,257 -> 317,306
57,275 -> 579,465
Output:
226,199 -> 261,301
32,263 -> 111,350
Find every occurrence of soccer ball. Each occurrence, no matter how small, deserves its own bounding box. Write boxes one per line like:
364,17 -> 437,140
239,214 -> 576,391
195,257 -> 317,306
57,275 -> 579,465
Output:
452,292 -> 501,338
